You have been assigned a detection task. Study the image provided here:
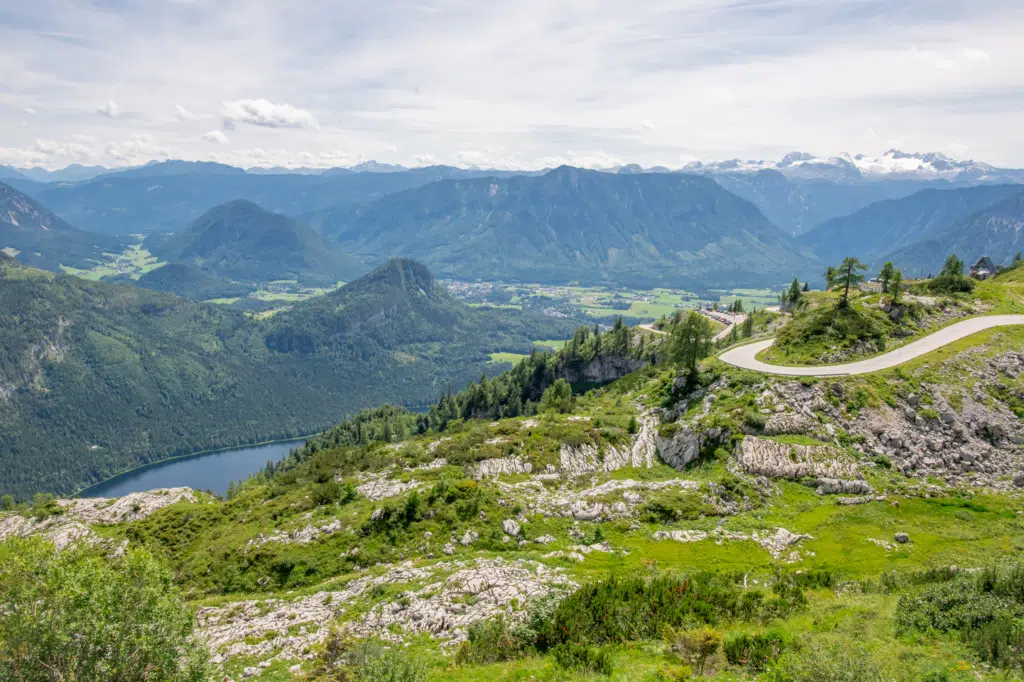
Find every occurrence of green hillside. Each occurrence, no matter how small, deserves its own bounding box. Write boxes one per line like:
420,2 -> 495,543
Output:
129,262 -> 252,301
7,300 -> 1024,681
148,200 -> 363,287
314,167 -> 817,288
0,256 -> 576,497
0,181 -> 129,271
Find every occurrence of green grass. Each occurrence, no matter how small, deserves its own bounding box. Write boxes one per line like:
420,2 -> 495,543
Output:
488,352 -> 529,364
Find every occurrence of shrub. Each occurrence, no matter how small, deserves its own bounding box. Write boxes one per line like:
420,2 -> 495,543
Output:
308,630 -> 426,682
552,642 -> 614,676
926,275 -> 975,295
670,625 -> 723,675
723,631 -> 786,670
0,537 -> 209,682
455,616 -> 525,665
743,409 -> 768,430
543,573 -> 803,648
356,640 -> 427,682
894,562 -> 1024,669
656,665 -> 694,681
312,481 -> 358,506
762,637 -> 882,682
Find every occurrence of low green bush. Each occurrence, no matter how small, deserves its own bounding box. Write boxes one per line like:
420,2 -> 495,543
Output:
723,631 -> 786,670
762,637 -> 882,682
552,642 -> 614,676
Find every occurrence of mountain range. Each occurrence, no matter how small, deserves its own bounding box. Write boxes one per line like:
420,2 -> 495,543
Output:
311,166 -> 816,288
881,188 -> 1024,275
684,149 -> 1024,183
799,184 -> 1024,266
0,255 -> 575,497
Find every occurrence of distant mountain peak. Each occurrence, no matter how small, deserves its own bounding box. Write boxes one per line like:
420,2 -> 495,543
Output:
690,149 -> 1008,181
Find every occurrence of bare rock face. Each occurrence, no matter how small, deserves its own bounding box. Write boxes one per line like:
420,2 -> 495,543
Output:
657,425 -> 729,471
560,355 -> 646,385
501,519 -> 521,537
763,412 -> 816,437
815,478 -> 873,496
0,514 -> 103,551
0,488 -> 196,554
356,478 -> 421,501
654,526 -> 813,561
60,488 -> 196,524
736,436 -> 856,480
559,412 -> 658,476
471,456 -> 532,479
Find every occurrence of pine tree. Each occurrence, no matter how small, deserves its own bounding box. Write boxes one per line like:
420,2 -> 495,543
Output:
890,268 -> 904,304
824,266 -> 837,290
941,254 -> 964,278
878,262 -> 896,294
834,257 -> 868,308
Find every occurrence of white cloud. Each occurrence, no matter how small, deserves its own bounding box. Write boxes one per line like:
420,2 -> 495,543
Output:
23,107 -> 36,115
642,120 -> 656,130
201,129 -> 229,144
96,100 -> 120,117
106,134 -> 168,162
220,99 -> 319,129
175,104 -> 198,120
1,1 -> 1023,168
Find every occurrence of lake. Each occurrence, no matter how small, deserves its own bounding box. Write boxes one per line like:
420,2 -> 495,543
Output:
78,439 -> 305,499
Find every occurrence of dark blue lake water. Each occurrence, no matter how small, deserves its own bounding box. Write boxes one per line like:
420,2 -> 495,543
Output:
78,440 -> 304,499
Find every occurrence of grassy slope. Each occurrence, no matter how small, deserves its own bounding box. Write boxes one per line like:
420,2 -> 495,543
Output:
23,326 -> 1024,681
761,275 -> 1024,366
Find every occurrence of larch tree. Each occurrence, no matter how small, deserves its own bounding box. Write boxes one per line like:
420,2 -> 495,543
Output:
834,257 -> 868,308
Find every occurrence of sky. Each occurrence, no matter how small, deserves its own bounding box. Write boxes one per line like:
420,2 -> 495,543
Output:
1,0 -> 1022,170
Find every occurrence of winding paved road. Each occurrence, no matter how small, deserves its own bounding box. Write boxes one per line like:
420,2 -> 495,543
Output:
719,314 -> 1024,377
639,312 -> 747,342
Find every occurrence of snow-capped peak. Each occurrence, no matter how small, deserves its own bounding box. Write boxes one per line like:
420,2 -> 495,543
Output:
686,149 -> 1002,181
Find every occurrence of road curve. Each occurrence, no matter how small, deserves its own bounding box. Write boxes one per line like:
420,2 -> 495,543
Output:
719,314 -> 1024,377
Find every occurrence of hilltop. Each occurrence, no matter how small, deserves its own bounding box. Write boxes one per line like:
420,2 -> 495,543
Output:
313,166 -> 816,288
149,200 -> 363,286
0,256 -> 575,497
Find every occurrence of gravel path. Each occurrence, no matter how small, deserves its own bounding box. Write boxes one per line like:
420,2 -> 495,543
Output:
719,314 -> 1024,377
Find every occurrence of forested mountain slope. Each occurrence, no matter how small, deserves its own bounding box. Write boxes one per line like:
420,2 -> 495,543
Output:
127,262 -> 251,301
313,166 -> 816,288
709,170 -> 939,236
882,188 -> 1024,275
148,200 -> 363,286
0,181 -> 128,271
0,256 -> 575,497
800,184 -> 1022,266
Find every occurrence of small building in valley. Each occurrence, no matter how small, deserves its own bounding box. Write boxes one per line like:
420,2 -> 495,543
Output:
969,256 -> 998,280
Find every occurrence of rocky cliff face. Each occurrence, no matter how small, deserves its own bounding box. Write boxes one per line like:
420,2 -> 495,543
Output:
560,354 -> 647,385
